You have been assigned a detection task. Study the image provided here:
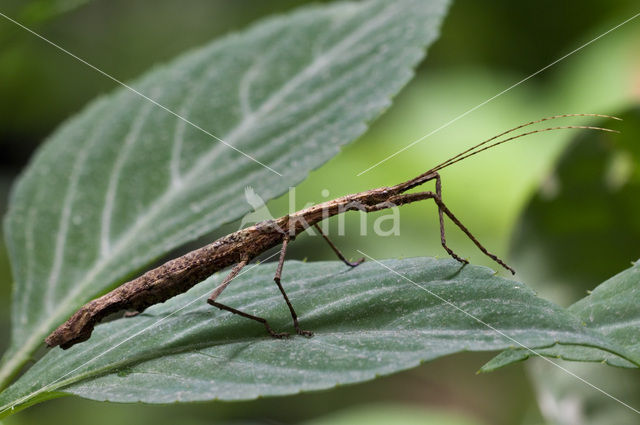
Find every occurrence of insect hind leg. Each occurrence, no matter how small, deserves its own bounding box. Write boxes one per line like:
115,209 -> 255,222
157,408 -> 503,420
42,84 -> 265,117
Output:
208,299 -> 289,338
207,257 -> 289,338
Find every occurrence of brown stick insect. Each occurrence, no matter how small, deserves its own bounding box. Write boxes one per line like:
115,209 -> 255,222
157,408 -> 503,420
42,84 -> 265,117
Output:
45,114 -> 620,349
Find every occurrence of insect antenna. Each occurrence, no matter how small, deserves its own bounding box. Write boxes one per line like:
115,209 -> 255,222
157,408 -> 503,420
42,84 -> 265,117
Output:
430,123 -> 620,173
431,113 -> 621,172
398,114 -> 621,192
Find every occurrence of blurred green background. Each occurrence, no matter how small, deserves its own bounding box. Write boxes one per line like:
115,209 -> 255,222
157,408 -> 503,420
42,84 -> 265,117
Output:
1,1 -> 639,424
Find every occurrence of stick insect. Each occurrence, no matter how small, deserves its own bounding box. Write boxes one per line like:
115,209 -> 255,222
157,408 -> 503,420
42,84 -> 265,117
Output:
45,114 -> 619,349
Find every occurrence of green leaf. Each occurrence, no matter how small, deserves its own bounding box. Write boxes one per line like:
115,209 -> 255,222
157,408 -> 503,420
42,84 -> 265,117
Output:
481,260 -> 640,372
567,260 -> 640,362
0,258 -> 627,414
0,0 -> 450,388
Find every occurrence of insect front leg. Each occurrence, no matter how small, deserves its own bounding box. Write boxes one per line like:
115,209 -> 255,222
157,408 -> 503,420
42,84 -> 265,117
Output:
362,190 -> 468,266
431,188 -> 515,274
433,172 -> 468,265
364,189 -> 514,274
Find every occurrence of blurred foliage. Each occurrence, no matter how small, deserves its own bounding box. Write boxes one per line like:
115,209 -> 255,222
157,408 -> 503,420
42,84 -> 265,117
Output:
510,109 -> 640,304
527,360 -> 640,425
1,0 -> 640,424
302,404 -> 483,425
17,0 -> 94,25
506,106 -> 640,425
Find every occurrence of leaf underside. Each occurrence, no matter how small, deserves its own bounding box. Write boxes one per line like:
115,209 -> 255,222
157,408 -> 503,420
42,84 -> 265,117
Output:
0,258 -> 631,413
0,0 -> 450,388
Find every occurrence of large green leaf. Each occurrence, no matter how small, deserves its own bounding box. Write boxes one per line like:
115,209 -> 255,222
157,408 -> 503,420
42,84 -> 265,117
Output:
0,0 -> 450,388
0,258 -> 630,415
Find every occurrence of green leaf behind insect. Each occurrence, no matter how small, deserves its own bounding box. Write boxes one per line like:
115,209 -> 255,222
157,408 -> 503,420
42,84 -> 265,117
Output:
0,0 -> 450,389
0,258 -> 632,414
